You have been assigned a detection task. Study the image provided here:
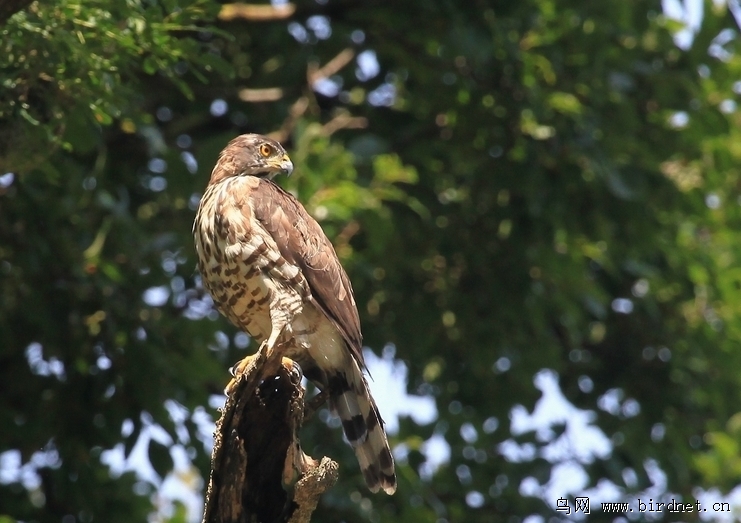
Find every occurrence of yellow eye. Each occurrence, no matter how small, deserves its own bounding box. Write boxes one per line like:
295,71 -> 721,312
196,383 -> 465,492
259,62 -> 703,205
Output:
259,143 -> 273,157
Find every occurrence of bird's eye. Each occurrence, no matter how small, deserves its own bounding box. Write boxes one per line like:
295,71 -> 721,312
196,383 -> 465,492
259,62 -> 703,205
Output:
259,144 -> 273,157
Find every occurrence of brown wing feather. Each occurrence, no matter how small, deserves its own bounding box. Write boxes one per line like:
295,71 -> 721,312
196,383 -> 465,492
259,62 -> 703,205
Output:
249,179 -> 365,366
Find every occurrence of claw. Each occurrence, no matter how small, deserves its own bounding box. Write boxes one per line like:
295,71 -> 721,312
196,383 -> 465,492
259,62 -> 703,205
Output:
224,376 -> 239,396
281,357 -> 303,383
224,354 -> 258,395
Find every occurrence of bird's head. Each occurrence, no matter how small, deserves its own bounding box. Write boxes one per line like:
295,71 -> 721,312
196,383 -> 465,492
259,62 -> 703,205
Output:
209,134 -> 293,184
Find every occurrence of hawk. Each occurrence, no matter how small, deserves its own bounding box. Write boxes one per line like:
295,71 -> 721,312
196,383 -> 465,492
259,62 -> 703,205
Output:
193,134 -> 396,495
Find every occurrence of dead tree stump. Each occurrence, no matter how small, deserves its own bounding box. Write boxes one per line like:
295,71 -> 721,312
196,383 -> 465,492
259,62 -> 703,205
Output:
202,349 -> 338,523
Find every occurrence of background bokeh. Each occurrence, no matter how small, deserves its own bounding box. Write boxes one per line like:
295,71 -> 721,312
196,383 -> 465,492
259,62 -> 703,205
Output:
3,0 -> 741,521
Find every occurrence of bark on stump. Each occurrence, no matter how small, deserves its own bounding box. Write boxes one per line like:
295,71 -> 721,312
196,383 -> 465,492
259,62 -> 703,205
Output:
202,349 -> 338,523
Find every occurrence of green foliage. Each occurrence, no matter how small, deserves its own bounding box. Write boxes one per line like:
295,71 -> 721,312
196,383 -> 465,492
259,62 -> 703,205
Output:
0,0 -> 223,172
4,0 -> 741,522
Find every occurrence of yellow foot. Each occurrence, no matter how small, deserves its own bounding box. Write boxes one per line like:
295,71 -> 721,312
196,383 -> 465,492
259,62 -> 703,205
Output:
224,353 -> 260,396
224,352 -> 301,396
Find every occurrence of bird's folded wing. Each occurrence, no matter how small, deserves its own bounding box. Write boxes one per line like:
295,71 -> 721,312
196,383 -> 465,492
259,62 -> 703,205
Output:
246,179 -> 365,367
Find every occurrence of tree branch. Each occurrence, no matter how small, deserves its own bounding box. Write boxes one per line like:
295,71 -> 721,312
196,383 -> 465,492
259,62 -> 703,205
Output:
202,349 -> 338,523
219,3 -> 296,21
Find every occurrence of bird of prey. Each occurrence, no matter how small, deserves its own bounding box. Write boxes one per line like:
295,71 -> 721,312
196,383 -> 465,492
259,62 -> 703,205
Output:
193,134 -> 396,495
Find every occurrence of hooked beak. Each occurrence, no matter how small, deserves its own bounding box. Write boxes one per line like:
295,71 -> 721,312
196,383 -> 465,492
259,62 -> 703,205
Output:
267,154 -> 293,179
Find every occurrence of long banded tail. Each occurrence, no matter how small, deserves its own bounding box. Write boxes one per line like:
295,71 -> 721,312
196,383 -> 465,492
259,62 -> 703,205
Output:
328,365 -> 396,495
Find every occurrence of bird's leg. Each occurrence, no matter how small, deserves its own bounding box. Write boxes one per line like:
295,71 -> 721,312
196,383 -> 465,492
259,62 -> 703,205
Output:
224,342 -> 268,396
224,300 -> 302,395
224,312 -> 293,395
264,313 -> 292,359
252,309 -> 296,376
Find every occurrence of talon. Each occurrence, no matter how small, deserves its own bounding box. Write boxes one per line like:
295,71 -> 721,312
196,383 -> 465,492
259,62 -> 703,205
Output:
290,361 -> 302,382
280,357 -> 303,382
224,381 -> 236,396
224,373 -> 240,396
224,354 -> 258,395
